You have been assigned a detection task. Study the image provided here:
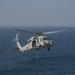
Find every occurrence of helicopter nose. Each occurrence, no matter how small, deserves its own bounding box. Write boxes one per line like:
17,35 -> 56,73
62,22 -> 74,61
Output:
49,40 -> 53,46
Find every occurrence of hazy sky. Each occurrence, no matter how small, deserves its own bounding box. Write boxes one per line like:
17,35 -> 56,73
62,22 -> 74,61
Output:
0,0 -> 75,27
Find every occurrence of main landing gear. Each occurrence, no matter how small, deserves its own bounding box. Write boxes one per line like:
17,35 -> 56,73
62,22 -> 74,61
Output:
47,47 -> 50,51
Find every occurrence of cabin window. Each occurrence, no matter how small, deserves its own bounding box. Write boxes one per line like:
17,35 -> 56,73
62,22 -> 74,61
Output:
40,38 -> 42,42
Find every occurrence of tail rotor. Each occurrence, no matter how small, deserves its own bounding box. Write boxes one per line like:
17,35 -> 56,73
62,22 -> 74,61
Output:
12,33 -> 19,43
16,33 -> 19,42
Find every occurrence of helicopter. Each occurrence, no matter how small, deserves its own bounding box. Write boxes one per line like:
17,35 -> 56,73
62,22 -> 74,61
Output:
12,29 -> 66,57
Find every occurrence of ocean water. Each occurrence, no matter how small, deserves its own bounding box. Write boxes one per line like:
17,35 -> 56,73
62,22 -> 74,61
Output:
0,26 -> 75,75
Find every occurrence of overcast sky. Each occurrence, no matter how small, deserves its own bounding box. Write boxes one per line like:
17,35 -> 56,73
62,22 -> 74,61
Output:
0,0 -> 75,27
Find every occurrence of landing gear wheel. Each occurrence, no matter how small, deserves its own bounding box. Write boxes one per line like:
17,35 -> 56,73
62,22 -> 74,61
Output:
47,47 -> 50,51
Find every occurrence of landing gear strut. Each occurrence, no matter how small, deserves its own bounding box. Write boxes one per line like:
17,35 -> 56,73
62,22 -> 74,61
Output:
36,51 -> 39,58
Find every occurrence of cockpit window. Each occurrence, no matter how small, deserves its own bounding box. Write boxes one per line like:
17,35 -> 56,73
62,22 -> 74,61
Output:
43,37 -> 51,40
43,38 -> 47,40
43,38 -> 48,40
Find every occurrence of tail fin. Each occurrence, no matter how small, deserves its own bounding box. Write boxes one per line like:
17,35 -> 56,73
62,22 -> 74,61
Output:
15,33 -> 22,50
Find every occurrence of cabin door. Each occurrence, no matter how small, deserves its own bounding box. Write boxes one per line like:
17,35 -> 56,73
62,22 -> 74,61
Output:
32,40 -> 36,47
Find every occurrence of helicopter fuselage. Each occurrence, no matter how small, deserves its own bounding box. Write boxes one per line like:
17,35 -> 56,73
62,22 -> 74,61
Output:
18,36 -> 53,52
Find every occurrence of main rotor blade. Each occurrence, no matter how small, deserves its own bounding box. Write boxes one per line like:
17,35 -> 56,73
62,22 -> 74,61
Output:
14,29 -> 36,34
14,29 -> 67,35
14,29 -> 43,35
43,30 -> 67,34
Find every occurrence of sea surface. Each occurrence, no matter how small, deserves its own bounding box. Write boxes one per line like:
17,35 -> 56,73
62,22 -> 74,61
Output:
0,26 -> 75,75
